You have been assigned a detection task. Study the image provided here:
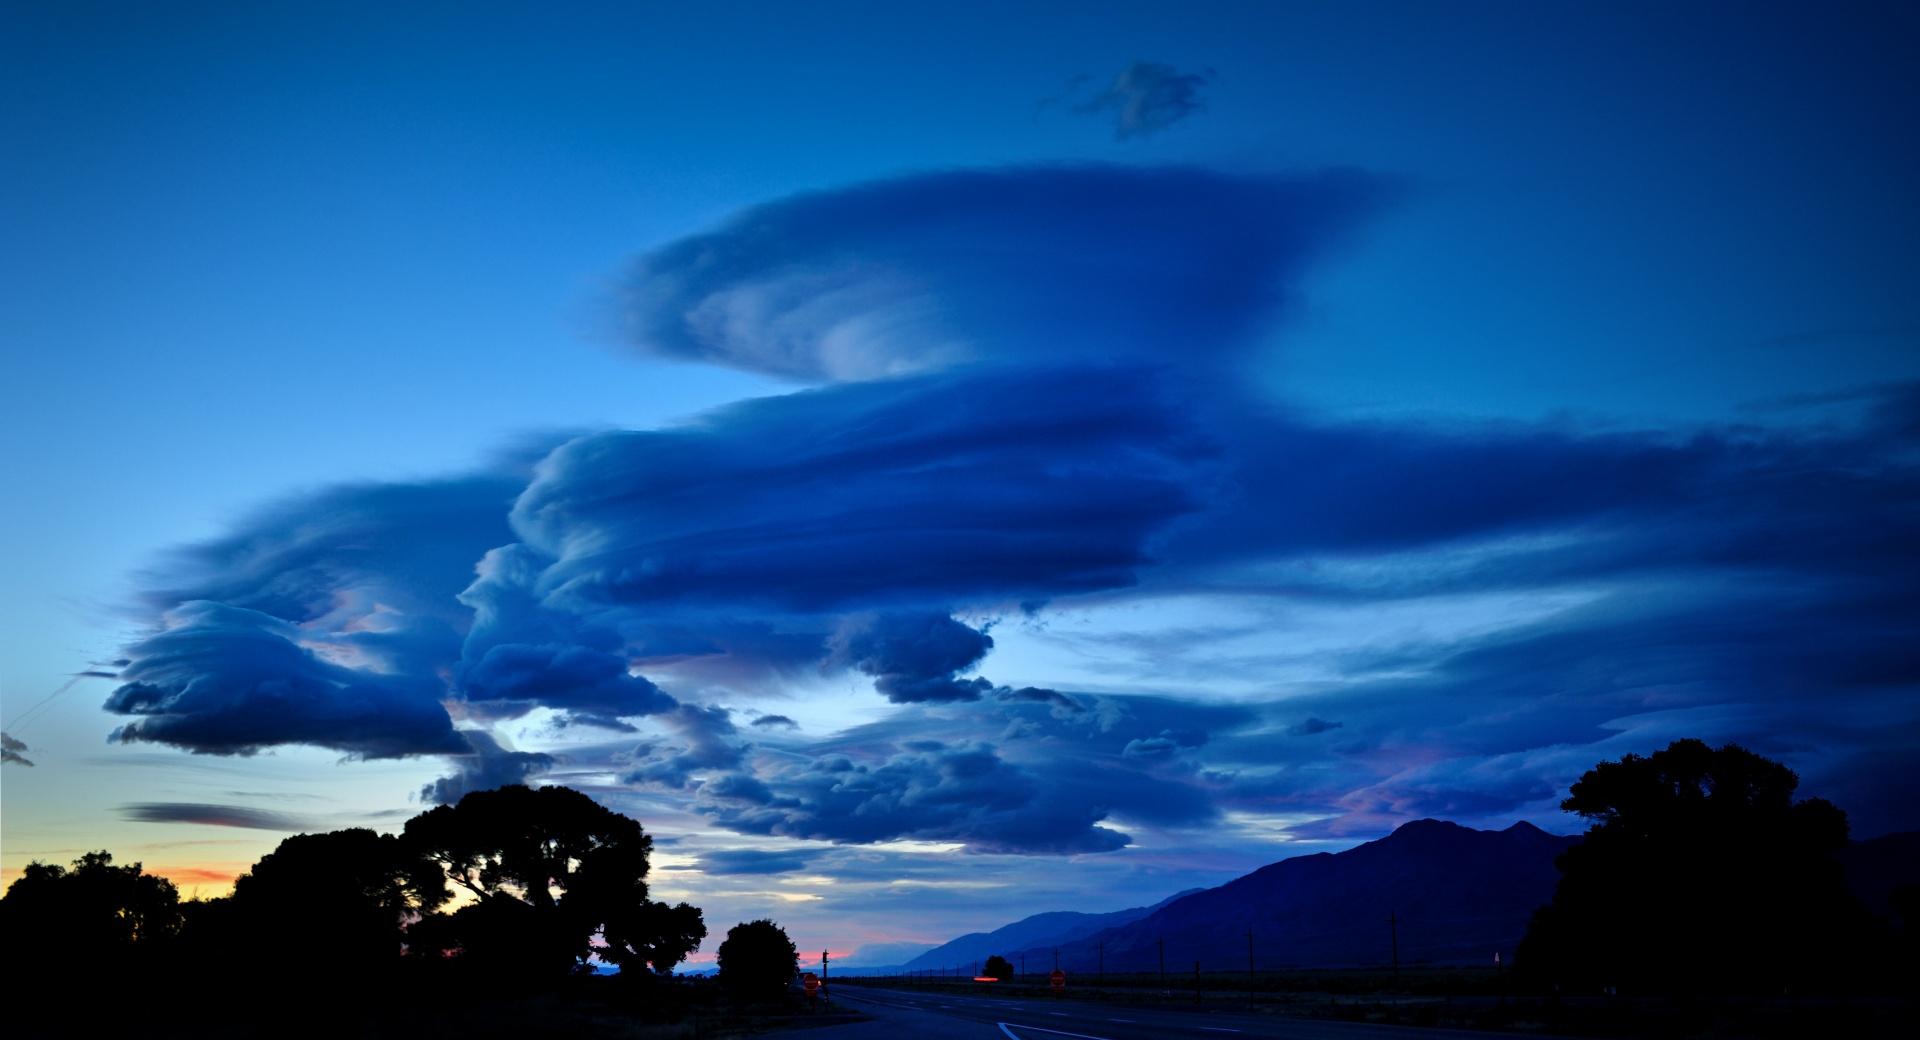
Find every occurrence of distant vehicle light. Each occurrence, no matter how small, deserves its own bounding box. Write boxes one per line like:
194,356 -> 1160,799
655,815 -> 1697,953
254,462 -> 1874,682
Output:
972,976 -> 1000,983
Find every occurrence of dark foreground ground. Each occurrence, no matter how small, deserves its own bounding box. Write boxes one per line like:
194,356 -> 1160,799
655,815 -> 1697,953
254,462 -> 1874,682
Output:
7,970 -> 1910,1038
814,982 -> 1537,1040
786,976 -> 1917,1040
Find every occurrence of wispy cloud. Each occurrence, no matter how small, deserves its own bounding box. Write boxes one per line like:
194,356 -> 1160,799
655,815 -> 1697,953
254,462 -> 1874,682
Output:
1073,61 -> 1214,139
117,802 -> 313,831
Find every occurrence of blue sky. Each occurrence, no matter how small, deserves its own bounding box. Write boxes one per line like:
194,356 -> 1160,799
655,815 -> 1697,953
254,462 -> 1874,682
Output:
3,1 -> 1917,964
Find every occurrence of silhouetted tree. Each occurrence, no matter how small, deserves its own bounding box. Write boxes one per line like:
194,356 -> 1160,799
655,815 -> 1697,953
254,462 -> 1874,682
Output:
228,828 -> 448,974
603,897 -> 708,975
0,851 -> 180,974
400,784 -> 698,978
983,954 -> 1014,980
1517,739 -> 1871,994
717,918 -> 799,1003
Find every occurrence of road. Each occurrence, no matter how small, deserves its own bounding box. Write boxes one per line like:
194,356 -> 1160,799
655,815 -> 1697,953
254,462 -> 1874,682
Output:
797,983 -> 1535,1040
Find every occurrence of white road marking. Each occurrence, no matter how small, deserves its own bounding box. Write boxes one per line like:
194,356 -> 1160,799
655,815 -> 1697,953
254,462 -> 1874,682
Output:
998,1024 -> 1118,1040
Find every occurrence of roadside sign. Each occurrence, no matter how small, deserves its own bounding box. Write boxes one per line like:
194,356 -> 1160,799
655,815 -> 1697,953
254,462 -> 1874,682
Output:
1050,968 -> 1065,991
803,971 -> 820,998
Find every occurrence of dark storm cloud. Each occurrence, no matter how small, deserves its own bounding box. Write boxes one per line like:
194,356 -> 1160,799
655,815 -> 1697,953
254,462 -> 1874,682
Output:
827,612 -> 995,703
419,730 -> 555,805
614,165 -> 1386,381
104,602 -> 463,758
460,642 -> 674,731
510,365 -> 1216,617
117,802 -> 311,831
1075,62 -> 1214,139
1288,717 -> 1342,736
750,714 -> 799,729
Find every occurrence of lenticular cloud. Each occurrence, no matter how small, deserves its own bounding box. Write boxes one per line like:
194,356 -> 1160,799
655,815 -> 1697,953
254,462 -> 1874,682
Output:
97,161 -> 1920,849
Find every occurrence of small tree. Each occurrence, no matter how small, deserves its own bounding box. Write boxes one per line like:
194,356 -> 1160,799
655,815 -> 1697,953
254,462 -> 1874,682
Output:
602,897 -> 708,975
983,954 -> 1014,980
717,918 -> 799,1003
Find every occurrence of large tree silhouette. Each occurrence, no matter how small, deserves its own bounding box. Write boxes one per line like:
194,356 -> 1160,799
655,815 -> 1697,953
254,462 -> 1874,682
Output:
400,784 -> 701,977
1518,739 -> 1869,994
983,954 -> 1014,980
235,828 -> 448,971
0,851 -> 180,972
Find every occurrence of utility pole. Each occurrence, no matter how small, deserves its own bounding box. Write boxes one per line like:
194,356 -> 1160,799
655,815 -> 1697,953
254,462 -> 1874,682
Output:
1021,953 -> 1026,980
822,950 -> 831,1010
1158,937 -> 1167,996
1386,910 -> 1399,978
1053,947 -> 1059,972
1194,960 -> 1202,1004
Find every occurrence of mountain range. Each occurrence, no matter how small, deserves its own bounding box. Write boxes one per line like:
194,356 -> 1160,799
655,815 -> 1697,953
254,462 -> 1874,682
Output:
1005,819 -> 1577,973
847,817 -> 1920,976
845,819 -> 1575,974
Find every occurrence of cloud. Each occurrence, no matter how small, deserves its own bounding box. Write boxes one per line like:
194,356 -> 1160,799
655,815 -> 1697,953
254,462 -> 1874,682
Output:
1121,729 -> 1207,758
617,691 -> 1249,854
2,732 -> 32,767
693,848 -> 822,875
1074,62 -> 1213,139
511,365 -> 1216,619
460,641 -> 675,732
696,740 -> 1134,855
828,612 -> 995,704
89,142 -> 1920,858
613,164 -> 1386,381
137,468 -> 529,630
751,714 -> 799,730
117,802 -> 312,831
102,458 -> 552,760
419,730 -> 556,805
104,601 -> 464,758
619,704 -> 747,789
453,542 -> 682,730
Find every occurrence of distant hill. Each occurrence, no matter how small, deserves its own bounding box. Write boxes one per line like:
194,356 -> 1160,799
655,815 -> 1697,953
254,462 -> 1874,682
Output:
833,941 -> 939,972
1015,819 -> 1578,972
892,889 -> 1204,975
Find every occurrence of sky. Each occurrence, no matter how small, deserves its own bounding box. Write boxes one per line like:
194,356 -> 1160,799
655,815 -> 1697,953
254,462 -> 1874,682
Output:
3,1 -> 1917,968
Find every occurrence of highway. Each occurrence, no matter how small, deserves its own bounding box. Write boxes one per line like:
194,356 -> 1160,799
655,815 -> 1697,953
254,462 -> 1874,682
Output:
804,983 -> 1534,1040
